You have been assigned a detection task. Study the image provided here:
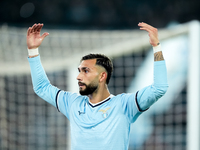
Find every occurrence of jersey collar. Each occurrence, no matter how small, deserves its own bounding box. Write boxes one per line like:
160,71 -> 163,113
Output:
88,95 -> 114,108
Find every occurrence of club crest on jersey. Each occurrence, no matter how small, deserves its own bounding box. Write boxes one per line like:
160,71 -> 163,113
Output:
99,107 -> 111,118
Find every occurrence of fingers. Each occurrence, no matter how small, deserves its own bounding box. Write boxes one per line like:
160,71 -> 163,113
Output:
138,22 -> 159,47
32,23 -> 43,33
34,23 -> 44,32
27,23 -> 37,36
138,22 -> 157,33
27,27 -> 32,36
33,24 -> 39,32
30,24 -> 36,33
27,23 -> 44,36
138,22 -> 158,37
41,32 -> 49,40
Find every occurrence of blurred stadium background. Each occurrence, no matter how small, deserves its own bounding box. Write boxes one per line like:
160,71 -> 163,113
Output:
0,0 -> 200,150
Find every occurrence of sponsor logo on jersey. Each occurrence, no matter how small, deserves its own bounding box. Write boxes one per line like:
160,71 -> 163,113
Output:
78,111 -> 85,115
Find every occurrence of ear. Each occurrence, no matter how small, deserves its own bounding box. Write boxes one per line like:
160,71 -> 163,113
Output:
99,72 -> 107,83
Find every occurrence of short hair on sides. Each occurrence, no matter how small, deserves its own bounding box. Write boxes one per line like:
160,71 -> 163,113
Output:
81,53 -> 113,84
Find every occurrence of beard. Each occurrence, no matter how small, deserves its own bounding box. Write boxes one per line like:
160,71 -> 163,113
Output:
79,81 -> 98,95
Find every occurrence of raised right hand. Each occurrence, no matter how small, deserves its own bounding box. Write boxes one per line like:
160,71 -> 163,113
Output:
27,23 -> 49,49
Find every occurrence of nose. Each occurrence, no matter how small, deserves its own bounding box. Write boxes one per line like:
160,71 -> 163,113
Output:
76,72 -> 82,81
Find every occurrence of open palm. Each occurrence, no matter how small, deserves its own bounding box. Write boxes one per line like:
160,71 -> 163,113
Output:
27,23 -> 49,49
138,22 -> 159,47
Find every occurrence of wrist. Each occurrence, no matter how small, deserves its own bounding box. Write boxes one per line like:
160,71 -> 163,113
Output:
153,43 -> 162,53
28,48 -> 39,57
151,41 -> 160,47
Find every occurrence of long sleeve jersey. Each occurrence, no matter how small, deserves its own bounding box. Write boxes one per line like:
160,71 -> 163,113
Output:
28,55 -> 168,150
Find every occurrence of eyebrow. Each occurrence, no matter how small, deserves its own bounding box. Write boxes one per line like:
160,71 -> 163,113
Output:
78,67 -> 90,72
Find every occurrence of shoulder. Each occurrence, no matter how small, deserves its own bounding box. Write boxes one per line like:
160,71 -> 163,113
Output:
114,93 -> 137,99
110,92 -> 137,104
57,91 -> 87,106
56,91 -> 87,115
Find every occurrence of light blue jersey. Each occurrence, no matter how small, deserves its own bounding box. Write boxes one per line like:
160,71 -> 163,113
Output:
28,55 -> 168,150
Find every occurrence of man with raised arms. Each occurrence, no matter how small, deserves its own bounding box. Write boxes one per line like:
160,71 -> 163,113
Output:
27,22 -> 168,150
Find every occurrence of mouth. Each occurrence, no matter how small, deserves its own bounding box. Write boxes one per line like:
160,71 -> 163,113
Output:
78,82 -> 86,88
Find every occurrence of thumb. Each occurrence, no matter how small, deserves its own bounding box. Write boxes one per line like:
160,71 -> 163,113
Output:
41,32 -> 49,40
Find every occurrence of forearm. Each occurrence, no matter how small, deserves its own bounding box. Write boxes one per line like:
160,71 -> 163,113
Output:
154,51 -> 164,61
28,55 -> 60,107
153,43 -> 164,61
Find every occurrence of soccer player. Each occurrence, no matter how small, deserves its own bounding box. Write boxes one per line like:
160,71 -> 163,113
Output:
27,22 -> 168,150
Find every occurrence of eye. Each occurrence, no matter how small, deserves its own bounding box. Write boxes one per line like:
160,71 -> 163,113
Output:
84,70 -> 89,73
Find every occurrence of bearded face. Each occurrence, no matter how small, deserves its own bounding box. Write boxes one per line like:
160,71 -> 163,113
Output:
78,80 -> 98,95
77,59 -> 104,96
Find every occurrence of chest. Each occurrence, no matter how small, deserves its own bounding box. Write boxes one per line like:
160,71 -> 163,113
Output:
69,100 -> 128,130
69,99 -> 131,148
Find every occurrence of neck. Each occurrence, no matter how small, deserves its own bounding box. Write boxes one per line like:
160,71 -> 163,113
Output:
88,85 -> 110,104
